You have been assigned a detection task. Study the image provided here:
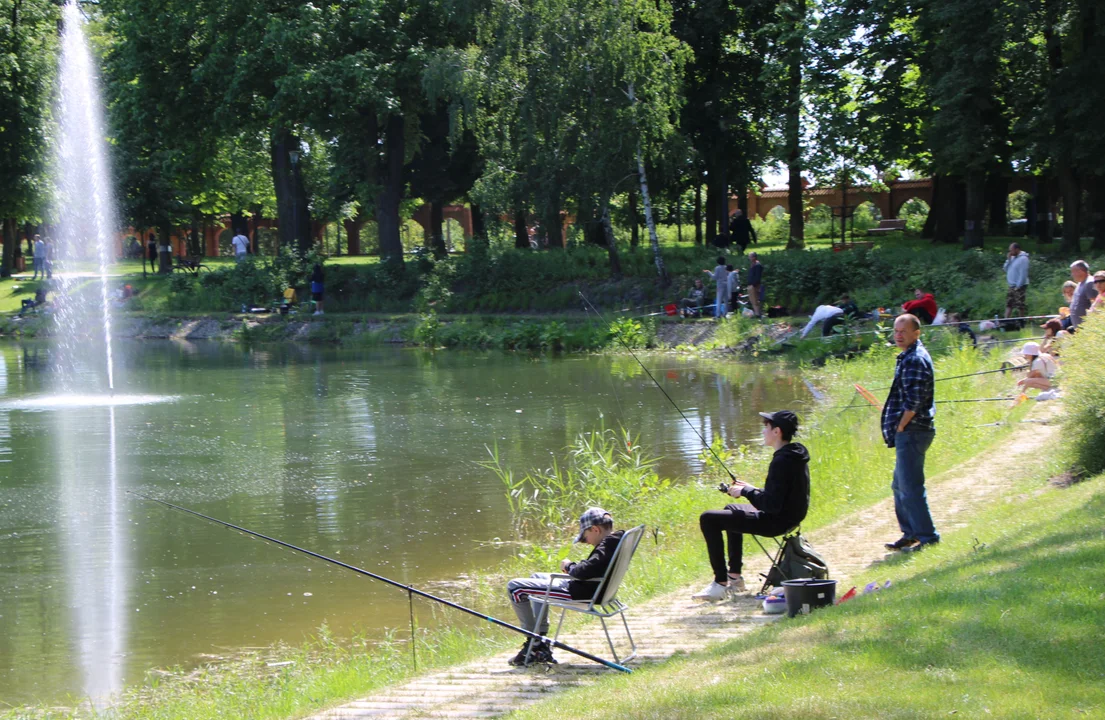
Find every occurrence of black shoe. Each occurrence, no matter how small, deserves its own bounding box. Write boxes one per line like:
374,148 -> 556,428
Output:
885,537 -> 917,551
507,640 -> 557,667
900,538 -> 939,553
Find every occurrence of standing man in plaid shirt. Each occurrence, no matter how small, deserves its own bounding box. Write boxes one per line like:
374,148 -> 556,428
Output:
882,314 -> 938,552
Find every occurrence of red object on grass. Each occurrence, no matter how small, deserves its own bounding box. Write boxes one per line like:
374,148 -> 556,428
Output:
837,586 -> 858,605
664,303 -> 678,316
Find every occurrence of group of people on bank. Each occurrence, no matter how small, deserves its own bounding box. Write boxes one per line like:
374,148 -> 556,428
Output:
503,312 -> 945,665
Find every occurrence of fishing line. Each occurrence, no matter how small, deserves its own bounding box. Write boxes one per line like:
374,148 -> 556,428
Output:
579,292 -> 737,481
581,299 -> 627,420
860,363 -> 1030,392
833,396 -> 1019,410
130,491 -> 632,674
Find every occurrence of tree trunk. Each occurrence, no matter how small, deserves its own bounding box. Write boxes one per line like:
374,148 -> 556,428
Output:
637,148 -> 669,286
629,187 -> 639,248
715,158 -> 730,245
705,176 -> 718,242
514,209 -> 529,249
932,175 -> 960,243
1087,175 -> 1105,251
785,0 -> 805,250
1,218 -> 15,278
694,182 -> 703,245
962,171 -> 986,248
429,202 -> 446,258
922,176 -> 940,239
986,174 -> 1009,234
1036,178 -> 1053,244
271,128 -> 312,253
1059,168 -> 1082,252
676,195 -> 682,242
470,203 -> 488,256
544,194 -> 564,249
376,114 -> 406,263
344,212 -> 363,255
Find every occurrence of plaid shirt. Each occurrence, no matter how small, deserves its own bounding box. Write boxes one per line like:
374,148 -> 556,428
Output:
881,340 -> 935,447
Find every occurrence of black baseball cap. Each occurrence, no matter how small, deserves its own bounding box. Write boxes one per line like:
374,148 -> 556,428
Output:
758,410 -> 799,437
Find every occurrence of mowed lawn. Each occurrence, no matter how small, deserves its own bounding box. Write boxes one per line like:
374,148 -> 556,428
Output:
508,473 -> 1105,720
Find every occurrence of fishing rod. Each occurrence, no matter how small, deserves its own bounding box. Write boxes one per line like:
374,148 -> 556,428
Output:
130,491 -> 632,674
858,363 -> 1030,392
834,396 -> 1020,410
815,314 -> 1058,342
579,292 -> 737,482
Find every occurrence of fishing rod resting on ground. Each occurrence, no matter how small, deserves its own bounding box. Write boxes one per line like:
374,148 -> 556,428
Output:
579,291 -> 738,482
130,491 -> 632,674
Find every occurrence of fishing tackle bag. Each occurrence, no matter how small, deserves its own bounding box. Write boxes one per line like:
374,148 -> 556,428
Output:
765,532 -> 830,586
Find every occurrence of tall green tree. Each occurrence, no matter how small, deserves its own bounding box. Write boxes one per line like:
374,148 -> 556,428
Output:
0,0 -> 57,277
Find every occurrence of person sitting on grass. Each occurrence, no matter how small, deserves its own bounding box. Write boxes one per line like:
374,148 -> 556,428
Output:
1090,271 -> 1105,314
693,410 -> 810,601
901,288 -> 937,325
505,507 -> 624,666
1016,342 -> 1058,392
681,278 -> 706,317
1040,318 -> 1069,356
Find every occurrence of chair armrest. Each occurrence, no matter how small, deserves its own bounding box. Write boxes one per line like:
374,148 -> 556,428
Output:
534,573 -> 574,603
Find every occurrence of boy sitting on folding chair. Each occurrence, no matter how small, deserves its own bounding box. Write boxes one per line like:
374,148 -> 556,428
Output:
693,410 -> 810,601
505,507 -> 622,666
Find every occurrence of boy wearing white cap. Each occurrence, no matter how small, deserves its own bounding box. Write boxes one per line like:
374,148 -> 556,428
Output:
1017,341 -> 1057,391
504,507 -> 623,666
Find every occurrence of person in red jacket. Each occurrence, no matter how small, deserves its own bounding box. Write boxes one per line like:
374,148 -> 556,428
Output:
902,288 -> 937,324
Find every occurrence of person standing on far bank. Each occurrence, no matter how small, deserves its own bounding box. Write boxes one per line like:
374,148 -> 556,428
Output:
703,257 -> 729,318
882,314 -> 938,553
1068,260 -> 1098,330
1003,243 -> 1029,320
231,229 -> 251,263
747,253 -> 763,318
32,235 -> 46,280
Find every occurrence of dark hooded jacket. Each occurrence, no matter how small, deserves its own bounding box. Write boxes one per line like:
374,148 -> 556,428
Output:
738,442 -> 810,528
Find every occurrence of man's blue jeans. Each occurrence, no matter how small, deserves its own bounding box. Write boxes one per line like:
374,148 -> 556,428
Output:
891,429 -> 939,543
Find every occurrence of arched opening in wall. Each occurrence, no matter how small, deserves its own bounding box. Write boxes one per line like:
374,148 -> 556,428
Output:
255,227 -> 280,255
402,218 -> 425,252
853,201 -> 883,234
898,198 -> 930,234
444,218 -> 466,252
1007,190 -> 1032,237
805,204 -> 832,239
217,228 -> 234,256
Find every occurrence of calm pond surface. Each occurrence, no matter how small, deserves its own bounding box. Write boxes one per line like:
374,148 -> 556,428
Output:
0,341 -> 810,705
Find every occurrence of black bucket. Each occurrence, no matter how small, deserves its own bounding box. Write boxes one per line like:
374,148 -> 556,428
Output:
782,578 -> 837,618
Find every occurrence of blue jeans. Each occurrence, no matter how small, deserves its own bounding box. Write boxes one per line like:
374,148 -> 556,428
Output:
891,429 -> 938,543
715,293 -> 727,317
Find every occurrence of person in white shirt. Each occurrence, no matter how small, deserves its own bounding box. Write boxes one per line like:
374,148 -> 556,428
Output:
703,257 -> 729,318
726,264 -> 740,314
1016,341 -> 1057,391
231,231 -> 250,262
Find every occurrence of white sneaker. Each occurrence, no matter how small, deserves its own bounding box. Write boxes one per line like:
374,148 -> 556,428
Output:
727,575 -> 747,593
691,581 -> 732,602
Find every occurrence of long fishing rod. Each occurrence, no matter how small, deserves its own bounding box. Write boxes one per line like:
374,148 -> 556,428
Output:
834,396 -> 1021,410
815,314 -> 1057,342
579,292 -> 737,482
130,491 -> 632,674
859,363 -> 1030,392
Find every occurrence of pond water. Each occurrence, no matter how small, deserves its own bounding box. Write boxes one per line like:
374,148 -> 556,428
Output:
0,342 -> 809,705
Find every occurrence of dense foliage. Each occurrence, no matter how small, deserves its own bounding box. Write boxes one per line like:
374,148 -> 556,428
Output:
1059,312 -> 1105,474
1,0 -> 1104,277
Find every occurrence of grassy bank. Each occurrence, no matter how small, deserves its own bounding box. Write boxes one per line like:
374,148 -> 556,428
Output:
0,336 -> 1047,719
508,471 -> 1105,720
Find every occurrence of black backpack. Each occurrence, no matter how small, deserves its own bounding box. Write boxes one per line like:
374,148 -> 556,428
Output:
764,533 -> 830,587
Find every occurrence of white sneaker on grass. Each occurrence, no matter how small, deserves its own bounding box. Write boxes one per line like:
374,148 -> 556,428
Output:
691,581 -> 732,602
727,575 -> 747,593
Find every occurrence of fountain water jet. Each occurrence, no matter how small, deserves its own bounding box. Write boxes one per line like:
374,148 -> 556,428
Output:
53,0 -> 117,391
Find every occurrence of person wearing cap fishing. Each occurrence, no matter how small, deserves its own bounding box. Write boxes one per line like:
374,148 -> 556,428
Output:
504,507 -> 624,666
883,314 -> 938,553
693,410 -> 810,601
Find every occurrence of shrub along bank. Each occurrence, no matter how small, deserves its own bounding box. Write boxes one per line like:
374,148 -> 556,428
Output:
122,240 -> 1103,321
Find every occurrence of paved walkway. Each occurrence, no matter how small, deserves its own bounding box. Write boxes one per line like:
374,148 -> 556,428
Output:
310,413 -> 1058,719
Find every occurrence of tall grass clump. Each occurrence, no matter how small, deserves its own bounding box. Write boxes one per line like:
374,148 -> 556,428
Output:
484,426 -> 671,536
1058,312 -> 1105,474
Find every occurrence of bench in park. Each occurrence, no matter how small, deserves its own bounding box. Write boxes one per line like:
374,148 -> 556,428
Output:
866,219 -> 907,236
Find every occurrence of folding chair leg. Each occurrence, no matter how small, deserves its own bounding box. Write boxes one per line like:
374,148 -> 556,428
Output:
752,534 -> 789,596
524,602 -> 551,666
552,608 -> 568,644
599,616 -> 619,664
619,609 -> 637,662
